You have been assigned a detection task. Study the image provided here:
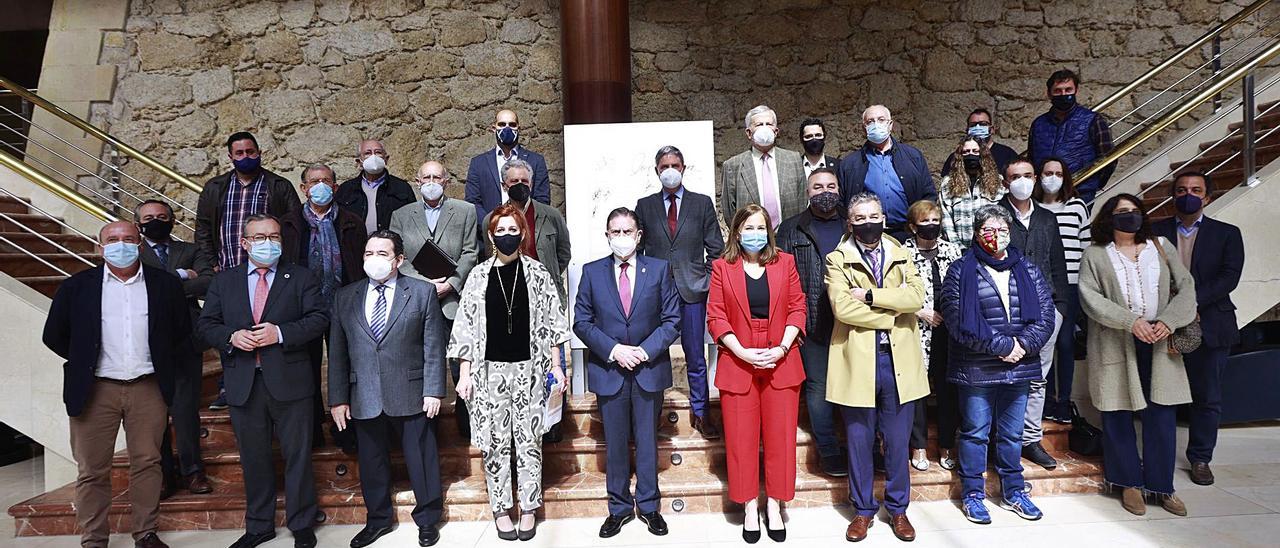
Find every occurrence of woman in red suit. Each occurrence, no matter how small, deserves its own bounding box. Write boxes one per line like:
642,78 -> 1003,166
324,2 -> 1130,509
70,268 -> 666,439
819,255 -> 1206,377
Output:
707,204 -> 807,544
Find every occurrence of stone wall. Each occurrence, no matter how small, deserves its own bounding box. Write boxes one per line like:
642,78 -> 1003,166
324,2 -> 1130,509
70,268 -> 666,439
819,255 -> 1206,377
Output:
94,0 -> 1268,211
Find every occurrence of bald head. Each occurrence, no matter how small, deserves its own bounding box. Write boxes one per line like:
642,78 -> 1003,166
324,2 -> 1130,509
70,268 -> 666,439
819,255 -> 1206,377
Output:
862,105 -> 891,125
495,109 -> 519,128
99,220 -> 140,244
416,161 -> 450,183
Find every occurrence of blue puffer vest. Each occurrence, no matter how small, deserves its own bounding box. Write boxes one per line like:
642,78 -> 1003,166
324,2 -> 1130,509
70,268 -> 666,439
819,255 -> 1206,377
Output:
940,258 -> 1055,387
1030,104 -> 1099,192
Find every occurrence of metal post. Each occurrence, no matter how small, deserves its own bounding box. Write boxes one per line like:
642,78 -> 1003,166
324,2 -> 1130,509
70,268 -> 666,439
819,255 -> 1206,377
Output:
1212,36 -> 1224,112
1243,73 -> 1257,183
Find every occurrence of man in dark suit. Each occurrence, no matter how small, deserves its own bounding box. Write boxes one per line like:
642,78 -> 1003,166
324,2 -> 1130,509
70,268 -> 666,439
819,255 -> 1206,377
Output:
335,139 -> 417,234
197,214 -> 329,548
329,231 -> 446,547
1153,170 -> 1245,487
635,145 -> 724,440
43,220 -> 191,548
573,208 -> 681,539
464,108 -> 552,220
837,105 -> 937,240
134,200 -> 214,497
799,118 -> 841,180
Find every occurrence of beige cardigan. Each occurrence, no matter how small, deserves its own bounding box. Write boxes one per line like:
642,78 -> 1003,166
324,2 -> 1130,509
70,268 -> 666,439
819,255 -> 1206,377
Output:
1078,238 -> 1197,412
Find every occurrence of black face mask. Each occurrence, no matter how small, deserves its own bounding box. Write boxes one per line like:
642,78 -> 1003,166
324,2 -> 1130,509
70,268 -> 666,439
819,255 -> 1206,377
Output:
809,191 -> 840,215
1113,211 -> 1144,234
139,219 -> 174,241
914,223 -> 942,241
962,155 -> 982,172
493,233 -> 522,256
802,138 -> 825,156
1051,94 -> 1077,111
507,183 -> 530,204
851,222 -> 884,245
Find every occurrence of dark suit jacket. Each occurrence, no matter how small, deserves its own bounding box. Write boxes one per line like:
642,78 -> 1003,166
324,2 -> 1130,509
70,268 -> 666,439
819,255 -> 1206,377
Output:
194,169 -> 300,268
335,173 -> 416,233
42,265 -> 191,417
1153,216 -> 1245,347
197,263 -> 330,406
573,255 -> 681,396
999,197 -> 1069,311
706,253 -> 808,393
280,205 -> 368,286
140,238 -> 212,352
635,189 -> 724,303
464,146 -> 552,215
837,140 -> 937,215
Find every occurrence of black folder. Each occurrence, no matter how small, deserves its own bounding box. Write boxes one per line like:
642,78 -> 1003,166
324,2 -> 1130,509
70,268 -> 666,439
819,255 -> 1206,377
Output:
410,239 -> 457,280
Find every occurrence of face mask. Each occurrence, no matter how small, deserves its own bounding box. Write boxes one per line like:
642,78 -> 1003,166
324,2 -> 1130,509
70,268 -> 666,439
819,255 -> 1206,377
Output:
659,167 -> 682,190
751,126 -> 776,148
232,156 -> 260,173
609,235 -> 638,258
139,219 -> 173,242
866,122 -> 890,145
363,256 -> 396,281
493,233 -> 522,256
248,239 -> 282,266
308,183 -> 334,206
1051,93 -> 1076,111
1008,176 -> 1035,201
1175,194 -> 1203,215
421,182 -> 444,201
496,126 -> 519,147
914,223 -> 942,241
1113,211 -> 1144,234
809,191 -> 840,214
1040,175 -> 1064,196
802,138 -> 825,156
978,230 -> 1011,255
740,231 -> 768,253
851,221 -> 884,245
507,183 -> 530,203
362,154 -> 386,176
102,242 -> 139,268
967,124 -> 991,140
962,154 -> 982,172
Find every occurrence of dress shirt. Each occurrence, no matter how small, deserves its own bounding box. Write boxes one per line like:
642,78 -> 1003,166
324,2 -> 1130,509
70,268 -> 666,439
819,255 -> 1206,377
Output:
246,264 -> 284,343
362,173 -> 386,234
863,147 -> 909,226
855,240 -> 889,345
1013,202 -> 1034,228
607,256 -> 645,363
364,274 -> 399,330
1176,214 -> 1204,237
495,146 -> 519,204
750,146 -> 779,208
803,155 -> 830,179
662,186 -> 684,219
145,238 -> 188,279
1107,243 -> 1160,321
424,199 -> 444,233
98,267 -> 154,380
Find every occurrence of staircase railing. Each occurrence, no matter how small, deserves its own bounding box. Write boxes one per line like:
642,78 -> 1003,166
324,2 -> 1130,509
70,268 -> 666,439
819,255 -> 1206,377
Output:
0,147 -> 111,276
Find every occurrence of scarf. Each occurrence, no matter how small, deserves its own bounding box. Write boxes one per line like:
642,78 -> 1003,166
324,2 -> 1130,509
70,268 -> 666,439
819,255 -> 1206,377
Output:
955,245 -> 1040,343
303,206 -> 343,306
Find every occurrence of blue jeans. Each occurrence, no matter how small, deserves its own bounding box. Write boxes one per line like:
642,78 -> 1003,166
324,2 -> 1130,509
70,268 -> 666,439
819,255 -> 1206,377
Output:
957,381 -> 1030,499
679,299 -> 710,417
1047,286 -> 1080,412
841,353 -> 915,516
1101,339 -> 1177,495
799,341 -> 841,458
1184,344 -> 1229,464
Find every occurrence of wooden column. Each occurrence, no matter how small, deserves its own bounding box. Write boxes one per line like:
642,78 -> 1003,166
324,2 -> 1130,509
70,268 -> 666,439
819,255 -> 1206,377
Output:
560,0 -> 631,124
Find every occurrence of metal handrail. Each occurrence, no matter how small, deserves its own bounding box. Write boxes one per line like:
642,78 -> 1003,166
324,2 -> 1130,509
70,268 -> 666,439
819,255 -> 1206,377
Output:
1092,0 -> 1274,115
0,211 -> 96,267
0,186 -> 98,244
0,147 -> 116,222
0,74 -> 202,194
0,233 -> 74,276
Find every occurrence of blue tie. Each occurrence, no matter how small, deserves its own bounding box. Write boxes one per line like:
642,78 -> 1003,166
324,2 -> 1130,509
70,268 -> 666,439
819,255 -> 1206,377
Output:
370,285 -> 388,339
155,243 -> 169,266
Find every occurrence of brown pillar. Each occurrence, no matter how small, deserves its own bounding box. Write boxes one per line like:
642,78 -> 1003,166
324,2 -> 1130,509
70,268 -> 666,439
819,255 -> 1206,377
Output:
560,0 -> 631,124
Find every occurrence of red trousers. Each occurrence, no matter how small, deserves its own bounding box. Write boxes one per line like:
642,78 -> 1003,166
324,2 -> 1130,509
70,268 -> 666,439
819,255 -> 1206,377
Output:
720,371 -> 800,503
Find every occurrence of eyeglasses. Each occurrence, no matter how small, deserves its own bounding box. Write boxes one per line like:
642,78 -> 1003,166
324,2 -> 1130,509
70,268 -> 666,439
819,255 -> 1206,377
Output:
246,235 -> 283,243
979,228 -> 1010,237
968,121 -> 992,127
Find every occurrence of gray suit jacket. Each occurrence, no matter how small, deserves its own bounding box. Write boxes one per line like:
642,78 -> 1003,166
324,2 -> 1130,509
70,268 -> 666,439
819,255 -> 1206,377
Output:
481,200 -> 571,308
389,198 -> 479,321
140,238 -> 213,352
719,146 -> 808,226
327,275 -> 448,420
635,189 -> 724,303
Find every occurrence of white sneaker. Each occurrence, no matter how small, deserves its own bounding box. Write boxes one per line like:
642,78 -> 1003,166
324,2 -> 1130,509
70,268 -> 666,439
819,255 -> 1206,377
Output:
910,449 -> 930,471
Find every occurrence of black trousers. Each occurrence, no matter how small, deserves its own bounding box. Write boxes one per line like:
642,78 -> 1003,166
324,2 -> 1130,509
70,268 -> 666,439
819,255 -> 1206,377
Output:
911,330 -> 959,450
229,371 -> 317,534
444,319 -> 471,439
354,412 -> 443,528
161,350 -> 205,477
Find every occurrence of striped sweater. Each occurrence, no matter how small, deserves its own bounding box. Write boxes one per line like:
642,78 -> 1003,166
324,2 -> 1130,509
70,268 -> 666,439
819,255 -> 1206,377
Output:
1039,198 -> 1091,284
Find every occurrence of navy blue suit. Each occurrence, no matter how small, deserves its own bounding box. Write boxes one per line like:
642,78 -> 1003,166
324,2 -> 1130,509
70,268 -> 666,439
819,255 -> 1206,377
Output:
573,254 -> 681,515
1153,215 -> 1245,464
464,146 -> 552,218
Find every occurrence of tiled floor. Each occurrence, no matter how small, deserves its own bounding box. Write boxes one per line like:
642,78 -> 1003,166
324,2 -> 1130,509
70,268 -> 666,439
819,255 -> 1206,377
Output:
5,423 -> 1279,547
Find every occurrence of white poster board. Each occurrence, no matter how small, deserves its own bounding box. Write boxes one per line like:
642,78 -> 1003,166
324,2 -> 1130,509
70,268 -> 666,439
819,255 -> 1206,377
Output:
563,120 -> 717,349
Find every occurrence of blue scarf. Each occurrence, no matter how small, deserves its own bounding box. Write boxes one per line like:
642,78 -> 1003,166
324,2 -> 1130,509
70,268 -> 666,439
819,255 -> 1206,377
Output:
955,245 -> 1041,343
303,206 -> 343,306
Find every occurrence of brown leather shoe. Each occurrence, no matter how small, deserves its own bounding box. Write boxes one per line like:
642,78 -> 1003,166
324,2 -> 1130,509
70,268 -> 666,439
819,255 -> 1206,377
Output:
845,515 -> 873,542
890,514 -> 916,542
1160,493 -> 1188,516
1121,487 -> 1146,516
182,472 -> 213,495
1190,462 -> 1215,486
691,414 -> 721,440
134,531 -> 169,548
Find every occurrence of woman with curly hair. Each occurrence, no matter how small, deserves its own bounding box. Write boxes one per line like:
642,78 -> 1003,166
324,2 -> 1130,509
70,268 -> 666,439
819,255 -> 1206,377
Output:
939,137 -> 1006,247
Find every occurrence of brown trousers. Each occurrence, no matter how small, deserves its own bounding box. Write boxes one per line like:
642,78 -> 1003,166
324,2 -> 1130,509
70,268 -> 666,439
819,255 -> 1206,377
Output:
68,376 -> 168,547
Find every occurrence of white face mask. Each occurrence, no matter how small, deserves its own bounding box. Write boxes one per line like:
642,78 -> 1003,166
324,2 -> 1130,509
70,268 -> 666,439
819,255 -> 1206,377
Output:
751,126 -> 776,147
1040,175 -> 1064,196
363,256 -> 395,281
609,235 -> 638,258
659,167 -> 682,189
1009,176 -> 1036,201
362,154 -> 386,175
420,182 -> 444,201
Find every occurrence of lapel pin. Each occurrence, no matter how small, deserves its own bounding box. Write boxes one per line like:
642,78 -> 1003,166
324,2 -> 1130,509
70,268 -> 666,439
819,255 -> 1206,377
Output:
283,273 -> 291,279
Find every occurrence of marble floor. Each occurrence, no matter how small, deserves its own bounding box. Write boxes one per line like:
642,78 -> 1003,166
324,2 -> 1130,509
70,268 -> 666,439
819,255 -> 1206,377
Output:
5,423 -> 1280,548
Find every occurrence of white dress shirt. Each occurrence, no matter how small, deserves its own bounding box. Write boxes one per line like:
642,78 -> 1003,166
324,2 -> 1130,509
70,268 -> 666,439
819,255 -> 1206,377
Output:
364,274 -> 399,329
495,146 -> 519,203
803,156 -> 830,179
98,267 -> 154,380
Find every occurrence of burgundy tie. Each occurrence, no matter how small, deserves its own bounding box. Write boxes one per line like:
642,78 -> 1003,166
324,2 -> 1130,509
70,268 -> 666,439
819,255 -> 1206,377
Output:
666,193 -> 678,236
619,262 -> 632,316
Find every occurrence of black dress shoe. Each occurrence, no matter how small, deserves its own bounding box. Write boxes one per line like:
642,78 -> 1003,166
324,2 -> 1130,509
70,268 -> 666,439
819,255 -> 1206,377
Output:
1190,462 -> 1215,485
763,511 -> 786,542
820,455 -> 849,477
419,524 -> 440,547
598,513 -> 634,538
350,525 -> 395,548
228,531 -> 276,548
1021,442 -> 1058,470
637,511 -> 668,536
691,415 -> 722,440
159,475 -> 175,500
293,528 -> 317,548
742,512 -> 761,544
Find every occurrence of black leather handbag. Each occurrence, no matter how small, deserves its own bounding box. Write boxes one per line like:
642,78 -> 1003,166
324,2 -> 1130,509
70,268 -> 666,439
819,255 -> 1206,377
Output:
1068,403 -> 1104,456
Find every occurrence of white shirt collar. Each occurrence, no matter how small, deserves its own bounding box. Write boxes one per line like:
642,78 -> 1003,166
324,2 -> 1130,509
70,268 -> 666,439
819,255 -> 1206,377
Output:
368,273 -> 399,291
104,266 -> 144,285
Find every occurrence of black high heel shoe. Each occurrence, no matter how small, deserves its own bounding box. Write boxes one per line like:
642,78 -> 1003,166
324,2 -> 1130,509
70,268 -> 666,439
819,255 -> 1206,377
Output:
495,510 -> 517,542
517,509 -> 538,541
742,509 -> 761,544
763,508 -> 787,542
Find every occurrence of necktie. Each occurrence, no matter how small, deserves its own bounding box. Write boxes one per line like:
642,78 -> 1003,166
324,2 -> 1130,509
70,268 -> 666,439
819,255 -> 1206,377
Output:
370,284 -> 388,339
154,243 -> 169,266
865,248 -> 882,288
760,152 -> 781,226
619,263 -> 632,317
252,268 -> 269,323
667,193 -> 678,236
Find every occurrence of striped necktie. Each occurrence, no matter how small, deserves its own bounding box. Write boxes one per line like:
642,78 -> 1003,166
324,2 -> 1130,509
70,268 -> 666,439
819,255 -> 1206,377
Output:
370,284 -> 388,339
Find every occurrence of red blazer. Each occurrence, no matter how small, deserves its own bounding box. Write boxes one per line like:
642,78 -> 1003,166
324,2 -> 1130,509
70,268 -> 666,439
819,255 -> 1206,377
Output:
707,252 -> 808,394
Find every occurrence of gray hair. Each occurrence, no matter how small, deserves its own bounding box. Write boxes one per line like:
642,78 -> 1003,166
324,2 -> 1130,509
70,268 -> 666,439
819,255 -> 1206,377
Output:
241,213 -> 279,235
845,192 -> 882,217
654,145 -> 684,166
973,204 -> 1013,233
299,163 -> 335,183
501,157 -> 534,182
419,161 -> 452,182
744,105 -> 776,129
356,138 -> 385,156
862,104 -> 892,122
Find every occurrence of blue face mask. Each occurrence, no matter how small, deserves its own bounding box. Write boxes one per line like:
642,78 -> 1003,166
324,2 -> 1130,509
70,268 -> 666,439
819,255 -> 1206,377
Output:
496,126 -> 518,147
740,231 -> 768,253
866,122 -> 890,145
102,242 -> 139,268
308,183 -> 334,206
967,124 -> 990,140
247,240 -> 282,266
232,155 -> 260,174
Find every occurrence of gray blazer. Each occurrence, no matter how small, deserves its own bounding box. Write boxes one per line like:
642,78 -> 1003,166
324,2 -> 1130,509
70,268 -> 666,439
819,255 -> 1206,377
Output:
327,275 -> 448,420
635,189 -> 724,303
389,197 -> 479,321
481,200 -> 571,308
719,146 -> 808,226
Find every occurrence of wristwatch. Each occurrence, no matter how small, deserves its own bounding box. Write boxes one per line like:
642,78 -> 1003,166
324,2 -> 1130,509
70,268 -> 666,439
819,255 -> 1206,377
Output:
865,289 -> 874,305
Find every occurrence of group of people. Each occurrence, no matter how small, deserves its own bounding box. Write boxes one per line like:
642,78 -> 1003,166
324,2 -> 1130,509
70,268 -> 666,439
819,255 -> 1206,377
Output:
40,68 -> 1245,548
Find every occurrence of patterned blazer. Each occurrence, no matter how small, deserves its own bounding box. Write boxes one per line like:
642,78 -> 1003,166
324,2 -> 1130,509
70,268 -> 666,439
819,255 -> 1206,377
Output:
719,146 -> 808,227
446,255 -> 571,373
902,237 -> 963,370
